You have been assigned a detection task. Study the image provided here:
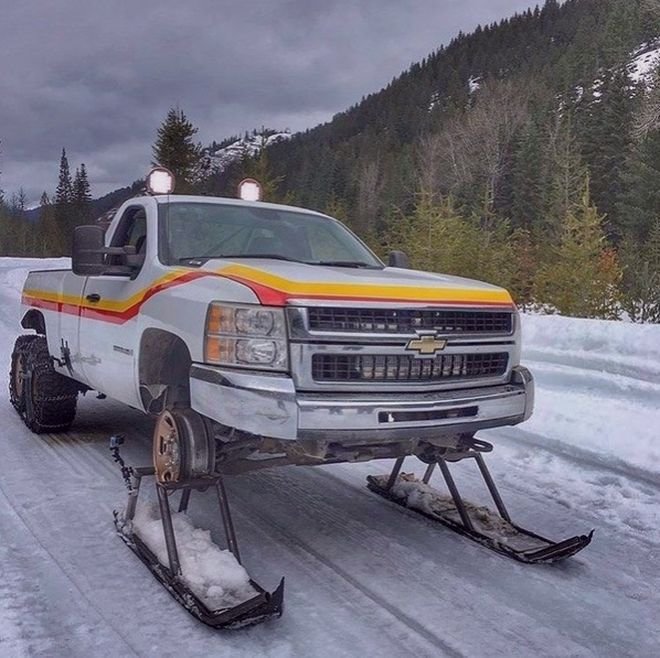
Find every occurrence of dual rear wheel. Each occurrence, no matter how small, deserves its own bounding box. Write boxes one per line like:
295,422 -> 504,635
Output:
9,335 -> 78,433
10,335 -> 213,482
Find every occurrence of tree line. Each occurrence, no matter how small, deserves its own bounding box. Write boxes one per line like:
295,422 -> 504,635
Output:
0,147 -> 92,257
1,0 -> 659,322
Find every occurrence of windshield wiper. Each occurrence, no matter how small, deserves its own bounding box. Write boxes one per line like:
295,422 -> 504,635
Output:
178,255 -> 380,268
313,260 -> 381,269
219,253 -> 304,262
179,254 -> 304,264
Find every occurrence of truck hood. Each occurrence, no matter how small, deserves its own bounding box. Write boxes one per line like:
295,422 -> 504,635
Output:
198,259 -> 514,308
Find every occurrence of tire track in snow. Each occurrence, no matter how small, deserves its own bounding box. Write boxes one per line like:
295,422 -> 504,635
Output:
0,474 -> 140,657
523,348 -> 660,385
230,490 -> 466,658
489,426 -> 660,492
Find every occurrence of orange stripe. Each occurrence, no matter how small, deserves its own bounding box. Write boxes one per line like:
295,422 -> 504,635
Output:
22,268 -> 514,324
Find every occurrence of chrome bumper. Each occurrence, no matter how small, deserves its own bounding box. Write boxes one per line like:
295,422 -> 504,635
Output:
190,364 -> 534,442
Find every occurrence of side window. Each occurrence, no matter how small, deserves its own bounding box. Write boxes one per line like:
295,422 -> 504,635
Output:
109,206 -> 148,269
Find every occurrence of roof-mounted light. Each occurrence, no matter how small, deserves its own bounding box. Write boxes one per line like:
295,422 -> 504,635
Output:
238,178 -> 262,202
146,167 -> 175,195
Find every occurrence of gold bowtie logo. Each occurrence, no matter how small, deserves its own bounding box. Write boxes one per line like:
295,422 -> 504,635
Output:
405,333 -> 448,357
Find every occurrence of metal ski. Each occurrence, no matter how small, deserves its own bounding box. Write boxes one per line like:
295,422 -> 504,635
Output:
111,438 -> 284,629
367,441 -> 593,564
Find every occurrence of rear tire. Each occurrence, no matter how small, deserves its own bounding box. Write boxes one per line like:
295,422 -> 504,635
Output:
9,335 -> 38,413
22,336 -> 79,433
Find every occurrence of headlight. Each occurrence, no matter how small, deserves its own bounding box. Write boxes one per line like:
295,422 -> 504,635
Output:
205,303 -> 288,371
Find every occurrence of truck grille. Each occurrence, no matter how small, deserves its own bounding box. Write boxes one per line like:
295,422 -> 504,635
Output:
312,353 -> 509,383
307,308 -> 513,335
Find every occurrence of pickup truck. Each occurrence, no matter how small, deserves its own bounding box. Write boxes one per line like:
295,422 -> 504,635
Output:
12,183 -> 533,477
10,171 -> 594,628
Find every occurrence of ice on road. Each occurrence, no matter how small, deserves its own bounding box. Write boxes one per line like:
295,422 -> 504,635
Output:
0,258 -> 658,657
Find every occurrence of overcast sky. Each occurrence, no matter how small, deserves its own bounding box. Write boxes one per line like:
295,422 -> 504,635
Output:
0,0 -> 539,204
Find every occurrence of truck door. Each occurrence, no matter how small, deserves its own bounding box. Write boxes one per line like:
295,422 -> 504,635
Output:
77,203 -> 150,407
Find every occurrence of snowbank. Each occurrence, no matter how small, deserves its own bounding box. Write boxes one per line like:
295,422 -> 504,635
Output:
0,257 -> 70,296
509,312 -> 660,478
521,313 -> 660,379
132,503 -> 258,610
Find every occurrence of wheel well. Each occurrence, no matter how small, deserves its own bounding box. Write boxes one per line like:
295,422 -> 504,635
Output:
21,310 -> 46,336
139,329 -> 192,414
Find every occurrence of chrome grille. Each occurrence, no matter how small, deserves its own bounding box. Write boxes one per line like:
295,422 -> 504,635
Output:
307,308 -> 513,334
312,353 -> 509,383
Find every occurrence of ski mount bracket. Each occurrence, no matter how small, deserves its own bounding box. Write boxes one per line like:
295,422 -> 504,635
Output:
112,447 -> 284,629
367,440 -> 593,564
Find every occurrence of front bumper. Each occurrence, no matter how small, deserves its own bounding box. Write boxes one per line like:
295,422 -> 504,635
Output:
190,364 -> 534,442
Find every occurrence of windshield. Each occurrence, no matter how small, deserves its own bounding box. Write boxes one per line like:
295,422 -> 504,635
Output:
160,202 -> 383,268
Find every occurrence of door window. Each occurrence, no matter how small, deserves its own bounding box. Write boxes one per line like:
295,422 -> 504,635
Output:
109,206 -> 147,269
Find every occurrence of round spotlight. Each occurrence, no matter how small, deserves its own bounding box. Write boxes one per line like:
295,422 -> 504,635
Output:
146,167 -> 175,195
238,178 -> 262,202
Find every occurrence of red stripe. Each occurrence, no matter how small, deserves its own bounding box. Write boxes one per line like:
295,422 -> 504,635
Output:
221,273 -> 515,308
22,271 -> 514,325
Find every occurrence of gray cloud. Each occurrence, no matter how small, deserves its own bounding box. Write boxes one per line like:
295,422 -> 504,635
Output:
0,0 -> 536,204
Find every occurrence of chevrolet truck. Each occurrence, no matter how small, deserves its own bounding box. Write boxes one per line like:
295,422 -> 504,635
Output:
9,169 -> 591,628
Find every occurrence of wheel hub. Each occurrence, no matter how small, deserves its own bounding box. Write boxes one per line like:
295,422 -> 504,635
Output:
154,411 -> 182,483
153,409 -> 215,483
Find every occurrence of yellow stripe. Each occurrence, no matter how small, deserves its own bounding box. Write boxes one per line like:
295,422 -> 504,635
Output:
23,269 -> 189,313
217,264 -> 513,304
24,264 -> 513,311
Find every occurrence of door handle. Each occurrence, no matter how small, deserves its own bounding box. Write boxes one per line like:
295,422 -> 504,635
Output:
86,293 -> 101,303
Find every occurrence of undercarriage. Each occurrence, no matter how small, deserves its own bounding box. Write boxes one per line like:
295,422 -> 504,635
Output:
111,408 -> 593,629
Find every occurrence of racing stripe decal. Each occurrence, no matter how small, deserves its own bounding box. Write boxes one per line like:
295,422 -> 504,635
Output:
22,265 -> 515,324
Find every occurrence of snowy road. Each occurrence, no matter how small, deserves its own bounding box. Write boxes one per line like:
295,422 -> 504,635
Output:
1,259 -> 659,657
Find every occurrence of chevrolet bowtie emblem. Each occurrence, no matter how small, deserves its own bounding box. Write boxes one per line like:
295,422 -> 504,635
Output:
405,333 -> 448,357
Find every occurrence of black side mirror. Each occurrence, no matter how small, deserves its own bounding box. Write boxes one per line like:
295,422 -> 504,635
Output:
388,250 -> 410,269
72,225 -> 106,276
72,226 -> 141,277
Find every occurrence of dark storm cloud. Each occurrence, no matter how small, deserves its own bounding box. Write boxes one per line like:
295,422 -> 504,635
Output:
0,0 -> 537,203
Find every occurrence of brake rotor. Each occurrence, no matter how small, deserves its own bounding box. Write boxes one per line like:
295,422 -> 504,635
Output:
153,409 -> 215,483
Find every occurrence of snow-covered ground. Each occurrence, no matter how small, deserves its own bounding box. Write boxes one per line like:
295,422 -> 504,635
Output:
207,131 -> 291,172
0,258 -> 659,657
630,39 -> 660,85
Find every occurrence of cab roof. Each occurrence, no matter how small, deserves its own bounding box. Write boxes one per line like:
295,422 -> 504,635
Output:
150,194 -> 330,219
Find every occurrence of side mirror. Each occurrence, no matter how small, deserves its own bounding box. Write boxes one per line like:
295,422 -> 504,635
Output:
388,250 -> 410,269
72,225 -> 106,276
72,226 -> 141,277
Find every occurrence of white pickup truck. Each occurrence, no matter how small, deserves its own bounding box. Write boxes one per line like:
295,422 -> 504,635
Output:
10,171 -> 589,628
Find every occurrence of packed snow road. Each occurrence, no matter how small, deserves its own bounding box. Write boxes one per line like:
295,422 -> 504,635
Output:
0,259 -> 658,657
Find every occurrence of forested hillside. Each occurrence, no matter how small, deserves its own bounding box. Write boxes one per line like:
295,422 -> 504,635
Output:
230,0 -> 660,322
1,0 -> 659,320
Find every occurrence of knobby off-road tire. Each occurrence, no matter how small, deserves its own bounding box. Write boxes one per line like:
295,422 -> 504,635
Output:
21,336 -> 79,433
9,334 -> 39,413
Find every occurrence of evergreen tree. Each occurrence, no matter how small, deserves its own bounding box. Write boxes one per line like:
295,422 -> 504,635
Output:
510,120 -> 544,230
152,108 -> 204,193
238,134 -> 284,202
55,148 -> 73,206
580,66 -> 637,239
619,218 -> 660,323
37,192 -> 60,256
544,112 -> 588,240
53,149 -> 76,254
72,163 -> 92,226
534,179 -> 622,318
618,127 -> 660,241
384,192 -> 517,290
73,163 -> 91,203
